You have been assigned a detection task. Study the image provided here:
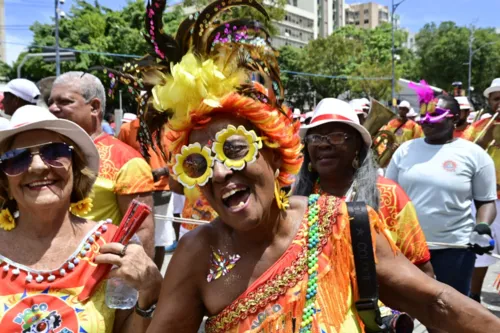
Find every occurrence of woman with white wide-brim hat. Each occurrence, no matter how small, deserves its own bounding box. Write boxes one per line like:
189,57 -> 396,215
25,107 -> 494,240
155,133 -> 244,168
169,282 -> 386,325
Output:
0,105 -> 161,333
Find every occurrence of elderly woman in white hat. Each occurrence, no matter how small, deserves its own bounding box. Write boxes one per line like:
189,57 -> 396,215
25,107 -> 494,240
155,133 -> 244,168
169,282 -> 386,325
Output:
295,98 -> 434,276
0,106 -> 161,332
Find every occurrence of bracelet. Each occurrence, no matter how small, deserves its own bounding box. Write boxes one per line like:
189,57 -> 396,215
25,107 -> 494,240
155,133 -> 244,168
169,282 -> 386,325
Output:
135,301 -> 157,318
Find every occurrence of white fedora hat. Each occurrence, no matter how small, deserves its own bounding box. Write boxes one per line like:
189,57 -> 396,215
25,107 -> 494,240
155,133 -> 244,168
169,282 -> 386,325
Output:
0,105 -> 99,175
484,78 -> 500,98
300,98 -> 372,148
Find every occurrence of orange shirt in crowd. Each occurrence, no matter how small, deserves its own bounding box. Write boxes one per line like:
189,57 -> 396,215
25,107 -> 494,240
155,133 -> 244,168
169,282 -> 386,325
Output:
118,119 -> 170,192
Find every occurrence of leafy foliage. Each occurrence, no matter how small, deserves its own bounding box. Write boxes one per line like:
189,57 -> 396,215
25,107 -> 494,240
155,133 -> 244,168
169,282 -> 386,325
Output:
414,22 -> 500,107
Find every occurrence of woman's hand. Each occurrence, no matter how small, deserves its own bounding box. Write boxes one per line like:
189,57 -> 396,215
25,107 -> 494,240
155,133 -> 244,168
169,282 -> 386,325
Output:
95,243 -> 162,295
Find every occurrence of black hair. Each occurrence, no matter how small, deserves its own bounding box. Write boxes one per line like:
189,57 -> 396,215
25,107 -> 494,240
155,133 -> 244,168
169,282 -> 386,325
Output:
104,112 -> 114,123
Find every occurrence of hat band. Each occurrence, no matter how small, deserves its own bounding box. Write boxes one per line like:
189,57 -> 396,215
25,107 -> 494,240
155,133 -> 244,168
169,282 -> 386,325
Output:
310,114 -> 352,125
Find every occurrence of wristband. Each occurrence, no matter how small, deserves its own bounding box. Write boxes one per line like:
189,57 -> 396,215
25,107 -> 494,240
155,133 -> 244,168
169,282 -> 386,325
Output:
135,301 -> 157,318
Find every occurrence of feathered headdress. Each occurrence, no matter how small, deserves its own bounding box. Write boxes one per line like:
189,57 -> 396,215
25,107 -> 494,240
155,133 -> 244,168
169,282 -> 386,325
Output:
100,0 -> 302,185
408,80 -> 437,115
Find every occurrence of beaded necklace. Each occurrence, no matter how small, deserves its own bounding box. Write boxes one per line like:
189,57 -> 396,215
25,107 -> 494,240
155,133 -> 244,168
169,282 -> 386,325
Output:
300,194 -> 321,333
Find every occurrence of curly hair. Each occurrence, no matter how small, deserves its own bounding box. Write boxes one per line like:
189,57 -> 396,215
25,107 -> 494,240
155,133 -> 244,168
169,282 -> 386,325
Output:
166,93 -> 303,187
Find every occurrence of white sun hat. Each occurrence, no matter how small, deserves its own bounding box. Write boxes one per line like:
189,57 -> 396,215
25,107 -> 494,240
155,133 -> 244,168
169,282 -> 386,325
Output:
0,105 -> 99,175
3,79 -> 40,104
455,96 -> 471,110
300,98 -> 372,148
484,78 -> 500,98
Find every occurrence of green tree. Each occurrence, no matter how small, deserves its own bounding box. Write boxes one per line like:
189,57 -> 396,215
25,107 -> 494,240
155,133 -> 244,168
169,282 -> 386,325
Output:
415,22 -> 500,106
0,61 -> 12,81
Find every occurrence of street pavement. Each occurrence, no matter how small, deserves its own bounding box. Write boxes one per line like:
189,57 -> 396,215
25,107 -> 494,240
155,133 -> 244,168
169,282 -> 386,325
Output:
162,253 -> 500,332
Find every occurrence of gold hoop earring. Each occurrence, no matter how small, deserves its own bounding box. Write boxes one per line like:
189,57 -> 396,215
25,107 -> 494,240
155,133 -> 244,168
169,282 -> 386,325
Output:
308,162 -> 313,172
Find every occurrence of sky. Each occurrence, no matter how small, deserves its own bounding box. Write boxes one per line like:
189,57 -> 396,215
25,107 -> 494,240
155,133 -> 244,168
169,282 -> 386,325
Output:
3,0 -> 500,64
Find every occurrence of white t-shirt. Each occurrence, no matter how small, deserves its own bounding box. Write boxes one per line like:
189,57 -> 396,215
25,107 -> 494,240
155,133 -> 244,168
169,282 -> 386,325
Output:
386,138 -> 497,245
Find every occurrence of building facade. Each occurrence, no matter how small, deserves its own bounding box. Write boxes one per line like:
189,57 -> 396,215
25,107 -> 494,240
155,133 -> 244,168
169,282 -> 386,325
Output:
174,0 -> 349,49
345,2 -> 389,29
317,0 -> 345,38
272,0 -> 317,48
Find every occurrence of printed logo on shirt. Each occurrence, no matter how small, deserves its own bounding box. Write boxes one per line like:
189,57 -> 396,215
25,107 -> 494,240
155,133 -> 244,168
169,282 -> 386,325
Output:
1,294 -> 79,333
443,160 -> 457,172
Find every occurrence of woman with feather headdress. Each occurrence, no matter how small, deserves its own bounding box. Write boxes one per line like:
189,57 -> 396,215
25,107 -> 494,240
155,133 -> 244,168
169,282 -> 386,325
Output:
109,1 -> 500,332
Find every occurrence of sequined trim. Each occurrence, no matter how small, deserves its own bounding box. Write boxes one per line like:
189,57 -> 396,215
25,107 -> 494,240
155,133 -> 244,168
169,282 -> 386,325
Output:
205,196 -> 341,333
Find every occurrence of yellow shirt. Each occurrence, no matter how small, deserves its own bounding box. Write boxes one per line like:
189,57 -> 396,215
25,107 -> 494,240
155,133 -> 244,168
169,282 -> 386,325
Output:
83,134 -> 155,225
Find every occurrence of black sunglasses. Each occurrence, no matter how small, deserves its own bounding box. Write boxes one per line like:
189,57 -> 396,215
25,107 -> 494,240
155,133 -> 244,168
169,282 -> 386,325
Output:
0,142 -> 73,177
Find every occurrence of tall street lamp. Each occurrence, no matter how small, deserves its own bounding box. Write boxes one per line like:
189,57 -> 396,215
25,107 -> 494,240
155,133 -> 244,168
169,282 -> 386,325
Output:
391,0 -> 407,108
55,0 -> 66,76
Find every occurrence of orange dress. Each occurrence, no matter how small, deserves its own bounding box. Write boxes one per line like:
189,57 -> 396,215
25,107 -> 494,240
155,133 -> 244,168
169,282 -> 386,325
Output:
314,177 -> 430,266
205,196 -> 396,333
0,221 -> 117,332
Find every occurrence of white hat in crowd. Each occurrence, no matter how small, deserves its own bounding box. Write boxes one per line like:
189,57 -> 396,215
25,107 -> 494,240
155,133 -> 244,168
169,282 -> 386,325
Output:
455,96 -> 471,110
398,100 -> 411,109
484,78 -> 500,98
300,98 -> 372,148
3,79 -> 40,104
407,108 -> 418,118
359,98 -> 370,111
349,99 -> 368,117
122,113 -> 137,123
0,105 -> 99,175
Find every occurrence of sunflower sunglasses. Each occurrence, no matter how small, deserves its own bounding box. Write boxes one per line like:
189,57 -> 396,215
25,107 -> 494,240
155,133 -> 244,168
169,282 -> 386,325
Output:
173,125 -> 263,188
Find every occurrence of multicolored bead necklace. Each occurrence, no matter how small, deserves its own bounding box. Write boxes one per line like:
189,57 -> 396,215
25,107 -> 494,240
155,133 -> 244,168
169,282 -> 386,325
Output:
300,194 -> 321,333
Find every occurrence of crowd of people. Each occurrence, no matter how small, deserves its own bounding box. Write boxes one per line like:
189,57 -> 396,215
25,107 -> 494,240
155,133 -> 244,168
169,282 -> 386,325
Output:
0,0 -> 500,332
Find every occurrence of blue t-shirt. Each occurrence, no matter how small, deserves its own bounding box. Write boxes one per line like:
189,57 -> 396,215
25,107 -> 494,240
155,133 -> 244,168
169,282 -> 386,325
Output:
102,121 -> 114,135
386,138 -> 496,245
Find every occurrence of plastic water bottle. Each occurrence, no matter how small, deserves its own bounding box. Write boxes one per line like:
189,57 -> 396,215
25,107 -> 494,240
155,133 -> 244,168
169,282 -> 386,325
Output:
105,276 -> 138,309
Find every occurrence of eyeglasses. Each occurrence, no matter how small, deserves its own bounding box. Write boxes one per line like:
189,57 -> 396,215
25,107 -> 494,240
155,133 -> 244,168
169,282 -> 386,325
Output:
304,132 -> 351,146
0,142 -> 73,177
418,107 -> 454,125
173,125 -> 263,188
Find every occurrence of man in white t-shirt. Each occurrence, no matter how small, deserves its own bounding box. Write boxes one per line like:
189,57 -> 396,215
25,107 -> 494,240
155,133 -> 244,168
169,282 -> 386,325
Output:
387,94 -> 497,297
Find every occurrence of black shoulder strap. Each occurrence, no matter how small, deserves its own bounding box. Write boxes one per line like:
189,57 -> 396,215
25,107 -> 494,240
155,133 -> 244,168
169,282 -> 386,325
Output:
347,202 -> 385,332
